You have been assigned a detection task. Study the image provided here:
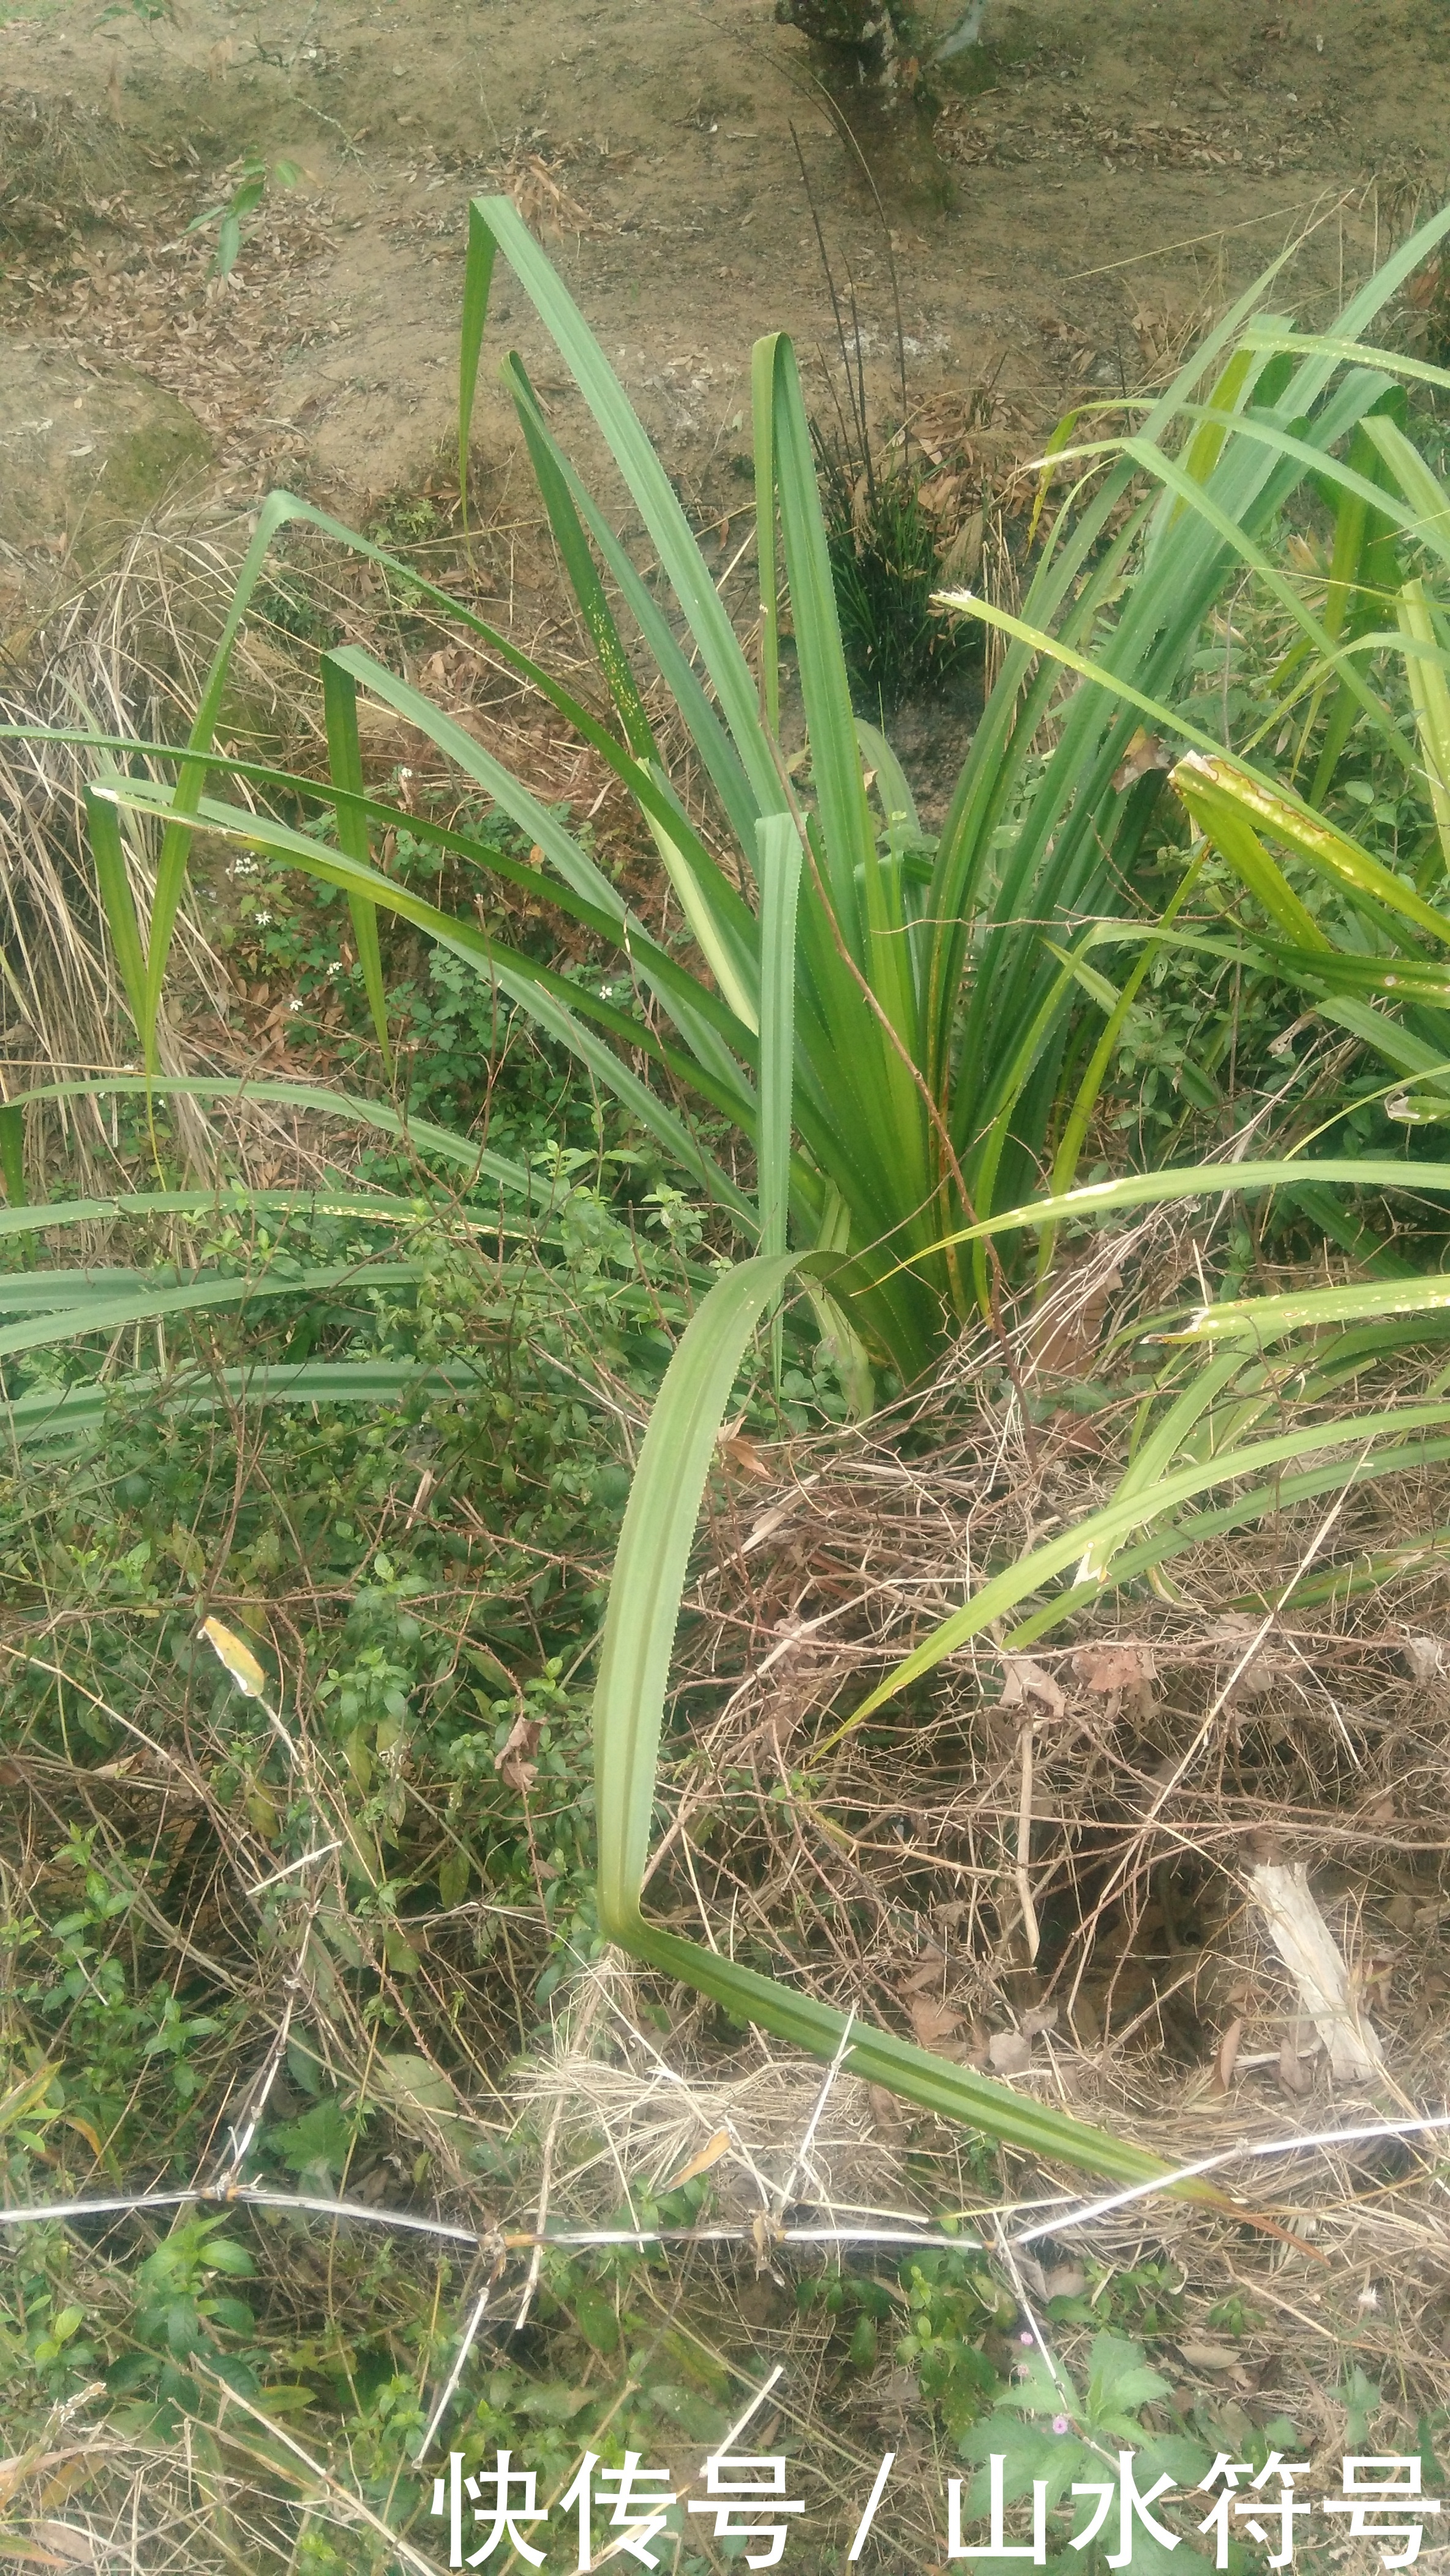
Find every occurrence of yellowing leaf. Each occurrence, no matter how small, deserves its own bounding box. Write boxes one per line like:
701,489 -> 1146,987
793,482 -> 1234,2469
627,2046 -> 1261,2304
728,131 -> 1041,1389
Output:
167,1522 -> 207,1586
0,2065 -> 61,2137
200,1617 -> 269,1701
245,1788 -> 280,1842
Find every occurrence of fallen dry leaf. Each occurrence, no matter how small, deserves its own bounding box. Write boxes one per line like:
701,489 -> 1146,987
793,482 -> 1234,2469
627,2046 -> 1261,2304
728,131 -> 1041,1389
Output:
1212,2014 -> 1244,2095
909,1996 -> 965,2054
719,1434 -> 773,1481
666,2127 -> 732,2190
1176,2339 -> 1241,2373
987,2029 -> 1032,2075
1402,1634 -> 1443,1683
1072,1642 -> 1157,1696
495,1713 -> 541,1794
999,1655 -> 1065,1720
1044,2263 -> 1087,2302
29,2532 -> 96,2570
898,1946 -> 950,1995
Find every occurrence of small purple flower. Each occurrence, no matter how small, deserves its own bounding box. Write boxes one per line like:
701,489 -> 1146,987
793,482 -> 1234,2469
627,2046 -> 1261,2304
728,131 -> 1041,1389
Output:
1052,2414 -> 1071,2436
1020,2330 -> 1033,2345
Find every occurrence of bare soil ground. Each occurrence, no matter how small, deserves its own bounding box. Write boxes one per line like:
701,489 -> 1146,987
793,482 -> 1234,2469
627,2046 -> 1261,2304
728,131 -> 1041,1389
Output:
4,0 -> 1448,525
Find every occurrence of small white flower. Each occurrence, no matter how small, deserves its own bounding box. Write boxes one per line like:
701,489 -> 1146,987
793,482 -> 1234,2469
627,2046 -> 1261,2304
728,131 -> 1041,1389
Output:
326,960 -> 342,978
288,997 -> 302,1013
255,910 -> 272,926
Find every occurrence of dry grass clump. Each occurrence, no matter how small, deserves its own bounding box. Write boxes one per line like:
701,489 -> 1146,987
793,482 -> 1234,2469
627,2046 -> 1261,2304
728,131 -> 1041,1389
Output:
594,1251 -> 1450,2428
0,88 -> 127,255
0,482 -> 643,1172
0,572 -> 209,1110
0,512 -> 276,1178
516,2013 -> 923,2225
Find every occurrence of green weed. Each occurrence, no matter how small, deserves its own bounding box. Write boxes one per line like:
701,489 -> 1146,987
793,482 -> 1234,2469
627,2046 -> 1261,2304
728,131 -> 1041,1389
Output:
186,154 -> 301,279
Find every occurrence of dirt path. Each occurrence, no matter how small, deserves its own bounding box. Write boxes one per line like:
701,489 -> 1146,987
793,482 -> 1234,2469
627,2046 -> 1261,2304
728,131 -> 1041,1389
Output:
4,0 -> 1448,534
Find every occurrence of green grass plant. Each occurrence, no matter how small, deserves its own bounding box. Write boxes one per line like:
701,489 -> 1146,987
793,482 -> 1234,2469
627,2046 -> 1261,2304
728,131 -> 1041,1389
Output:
67,198 -> 1450,1393
19,204 -> 1450,2198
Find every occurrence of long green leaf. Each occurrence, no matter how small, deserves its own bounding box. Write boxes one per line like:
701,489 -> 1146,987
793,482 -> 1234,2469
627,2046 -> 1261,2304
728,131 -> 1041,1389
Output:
500,355 -> 764,865
0,1073 -> 538,1197
1,1360 -> 478,1451
321,644 -> 761,1087
140,490 -> 305,1067
0,1260 -> 426,1366
463,196 -> 782,820
1005,1430 -> 1450,1648
753,334 -> 783,741
1400,577 -> 1450,874
503,352 -> 658,765
756,814 -> 801,1386
1238,323 -> 1450,400
1171,1272 -> 1450,1343
1174,752 -> 1450,949
85,787 -> 148,1037
839,1393 -> 1450,1735
76,476 -> 749,1065
756,815 -> 801,1262
457,198 -> 497,524
761,336 -> 874,948
0,1186 -> 535,1248
320,661 -> 393,1067
94,777 -> 761,1225
907,1155 -> 1450,1262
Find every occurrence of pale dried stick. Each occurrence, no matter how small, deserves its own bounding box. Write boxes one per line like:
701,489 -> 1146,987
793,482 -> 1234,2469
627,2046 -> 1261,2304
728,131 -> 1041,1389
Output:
1015,2107 -> 1450,2244
419,2261 -> 505,2455
513,2095 -> 562,2332
775,2011 -> 855,2215
1016,1719 -> 1040,1963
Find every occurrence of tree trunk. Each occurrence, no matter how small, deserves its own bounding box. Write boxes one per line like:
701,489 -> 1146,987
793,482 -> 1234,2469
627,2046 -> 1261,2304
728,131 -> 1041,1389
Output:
773,0 -> 898,67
